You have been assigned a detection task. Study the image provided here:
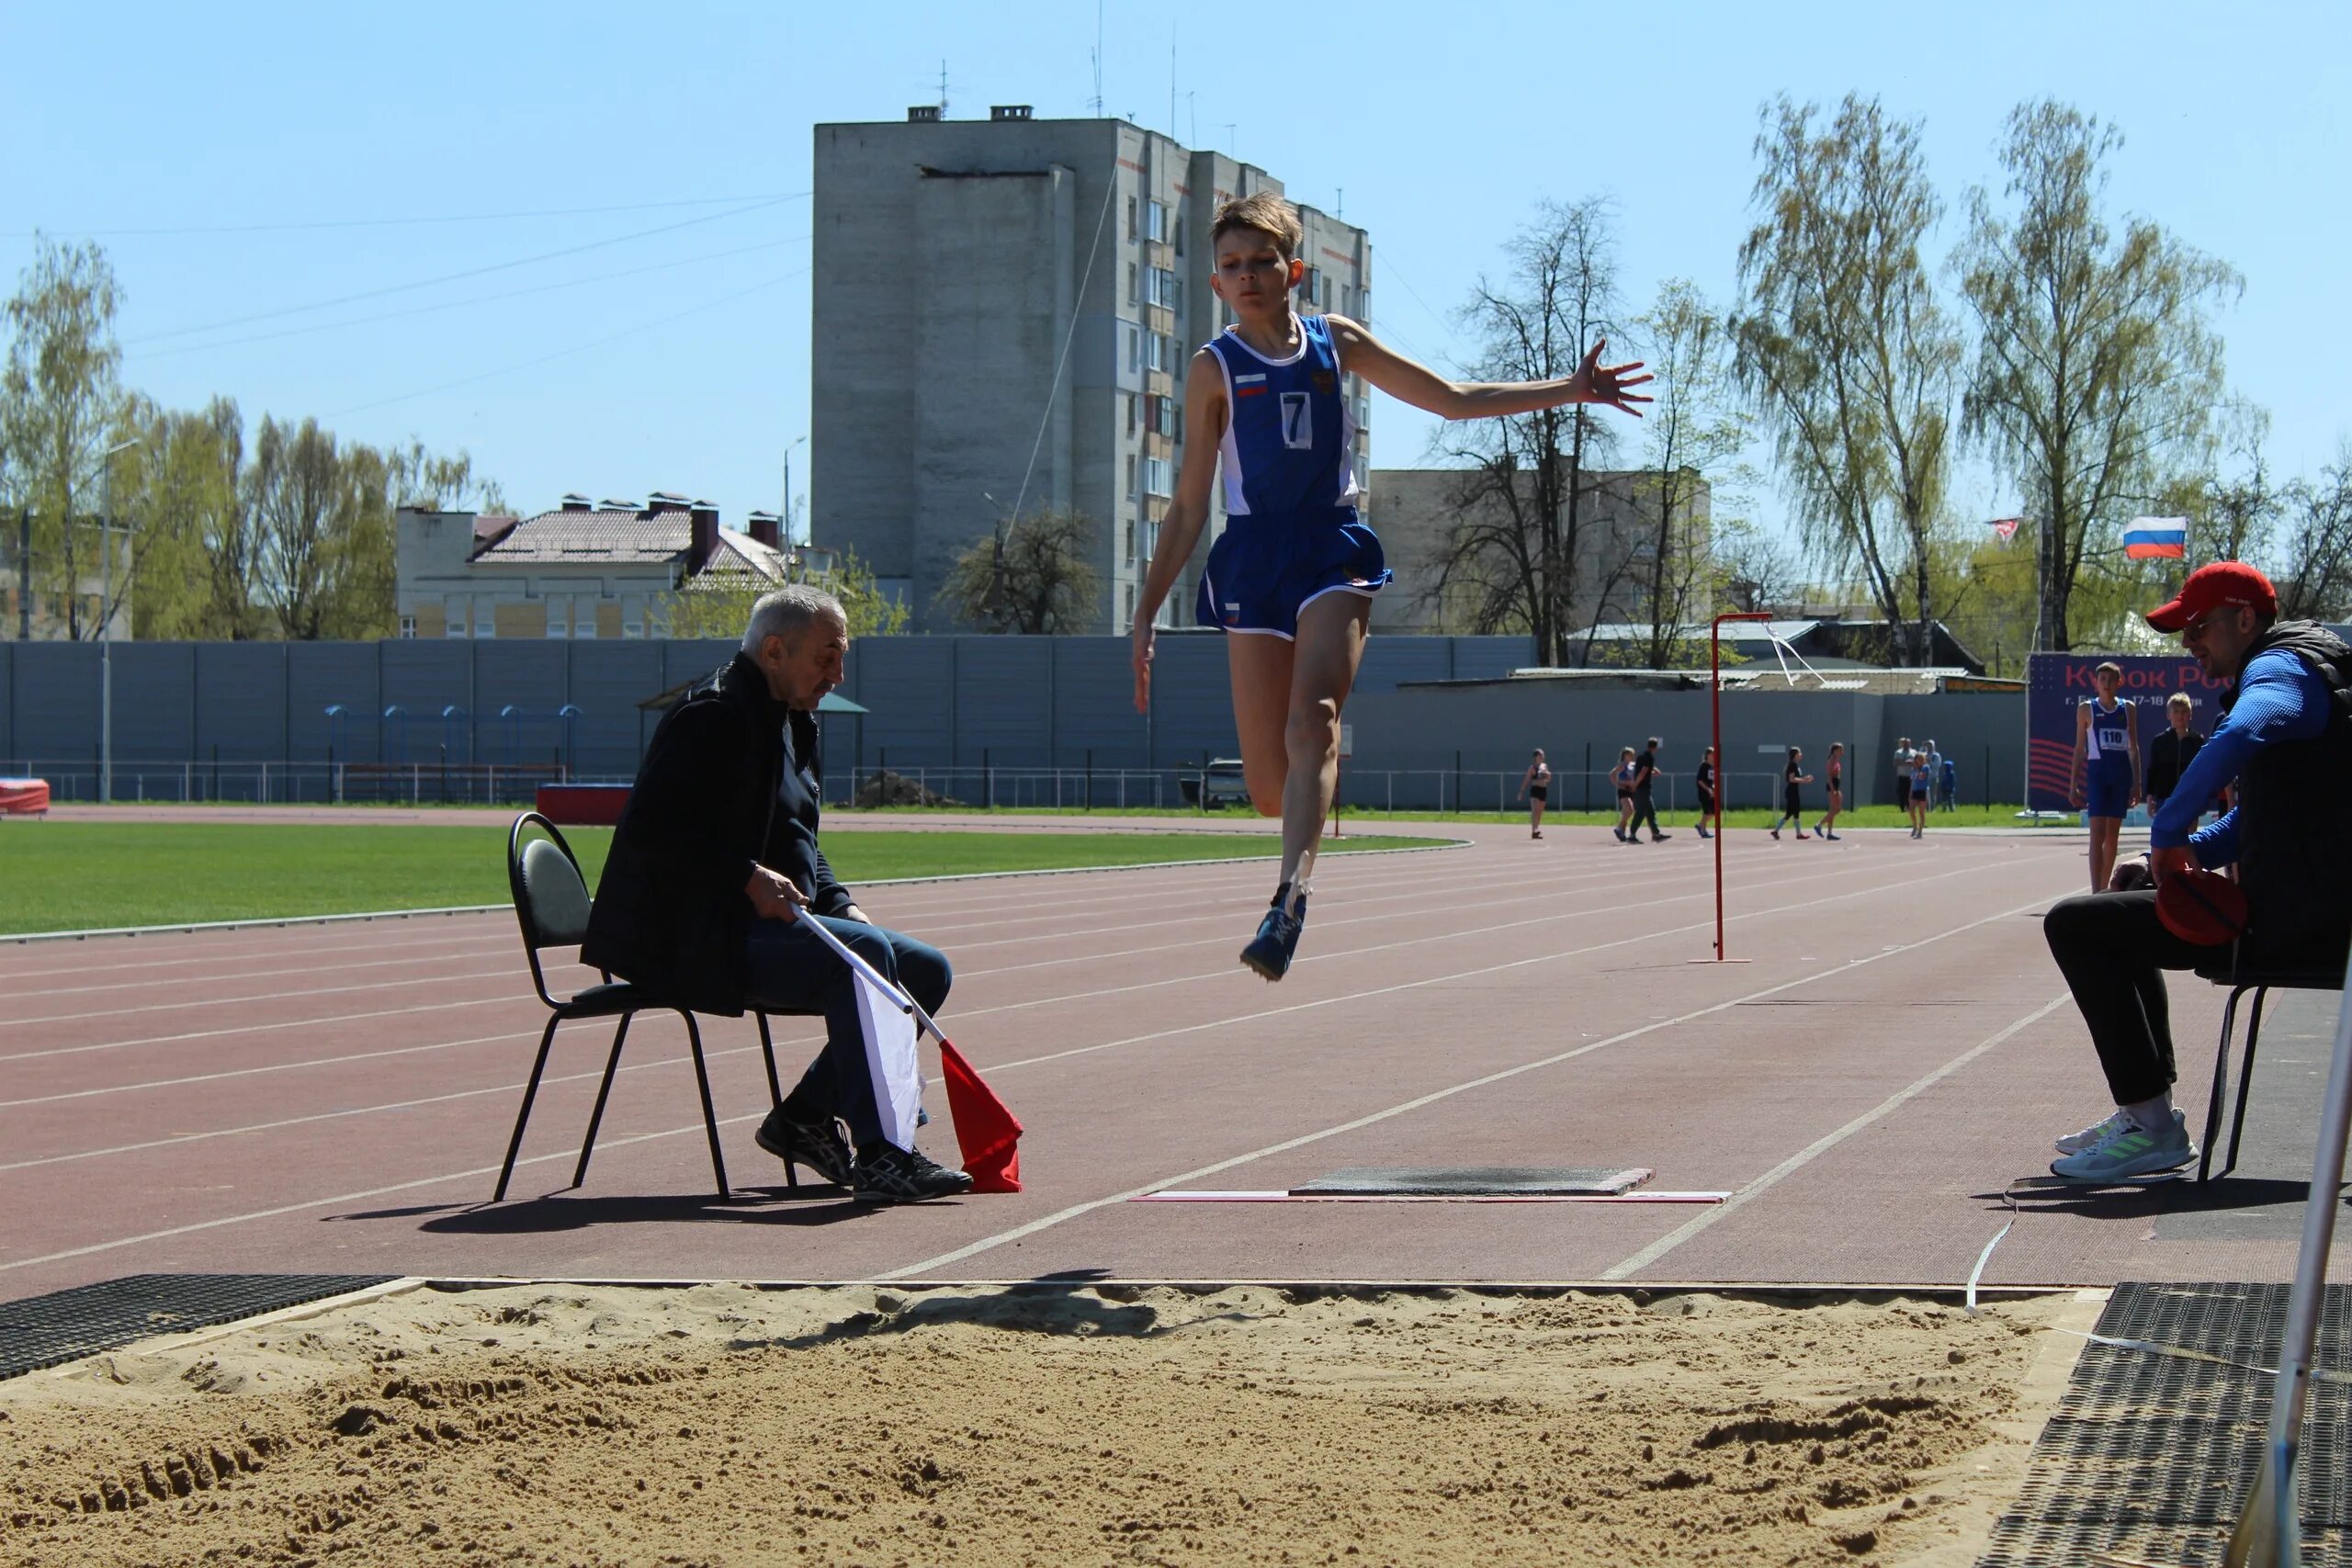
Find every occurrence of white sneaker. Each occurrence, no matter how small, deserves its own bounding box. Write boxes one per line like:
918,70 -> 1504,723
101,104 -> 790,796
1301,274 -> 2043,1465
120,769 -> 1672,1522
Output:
2050,1110 -> 2195,1182
2053,1109 -> 2132,1156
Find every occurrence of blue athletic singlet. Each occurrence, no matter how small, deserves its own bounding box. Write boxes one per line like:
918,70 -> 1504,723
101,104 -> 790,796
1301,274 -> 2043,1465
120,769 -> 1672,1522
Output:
2083,695 -> 2135,818
1193,314 -> 1390,639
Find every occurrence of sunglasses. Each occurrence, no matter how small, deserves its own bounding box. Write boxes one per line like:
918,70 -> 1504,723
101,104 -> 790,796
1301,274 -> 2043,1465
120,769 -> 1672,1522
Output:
2181,604 -> 2248,643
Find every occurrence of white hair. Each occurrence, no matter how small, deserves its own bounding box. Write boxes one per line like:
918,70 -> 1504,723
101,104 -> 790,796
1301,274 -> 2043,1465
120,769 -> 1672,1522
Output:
741,584 -> 845,652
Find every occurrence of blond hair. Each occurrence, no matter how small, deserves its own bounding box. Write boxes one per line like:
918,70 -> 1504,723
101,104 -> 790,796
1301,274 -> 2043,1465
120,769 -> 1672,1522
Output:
1211,191 -> 1303,260
2168,692 -> 2194,711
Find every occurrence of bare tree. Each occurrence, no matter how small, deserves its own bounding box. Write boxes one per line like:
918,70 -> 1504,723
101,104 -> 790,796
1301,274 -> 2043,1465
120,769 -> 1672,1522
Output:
1430,197 -> 1623,662
1959,99 -> 2240,649
245,415 -> 398,639
2274,444 -> 2352,623
1713,518 -> 1804,615
1734,95 -> 1960,665
937,507 -> 1102,633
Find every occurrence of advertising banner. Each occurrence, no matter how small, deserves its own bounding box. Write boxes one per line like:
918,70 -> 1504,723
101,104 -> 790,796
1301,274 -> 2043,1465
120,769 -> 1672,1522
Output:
2024,652 -> 2228,810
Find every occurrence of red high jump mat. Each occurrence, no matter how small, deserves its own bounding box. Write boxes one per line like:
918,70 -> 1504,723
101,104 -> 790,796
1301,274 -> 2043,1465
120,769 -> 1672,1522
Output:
0,779 -> 51,816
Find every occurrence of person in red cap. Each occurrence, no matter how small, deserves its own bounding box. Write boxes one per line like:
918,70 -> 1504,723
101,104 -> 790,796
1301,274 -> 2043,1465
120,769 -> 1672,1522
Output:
2041,561 -> 2352,1182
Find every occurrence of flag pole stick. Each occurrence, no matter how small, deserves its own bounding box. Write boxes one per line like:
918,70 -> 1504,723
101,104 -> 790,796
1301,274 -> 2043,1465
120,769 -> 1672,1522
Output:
789,907 -> 947,1043
1697,612 -> 1773,963
2222,942 -> 2352,1567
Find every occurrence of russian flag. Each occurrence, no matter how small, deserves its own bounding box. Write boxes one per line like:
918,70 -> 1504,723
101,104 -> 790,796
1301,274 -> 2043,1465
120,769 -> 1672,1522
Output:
2122,517 -> 2188,559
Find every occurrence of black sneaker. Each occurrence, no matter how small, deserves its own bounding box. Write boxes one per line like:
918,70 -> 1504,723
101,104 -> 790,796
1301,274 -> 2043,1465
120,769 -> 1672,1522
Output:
853,1143 -> 976,1204
1239,888 -> 1306,982
755,1106 -> 854,1187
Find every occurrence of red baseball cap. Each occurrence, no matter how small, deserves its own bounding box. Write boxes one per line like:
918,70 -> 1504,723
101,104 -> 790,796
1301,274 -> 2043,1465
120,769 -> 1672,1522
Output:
2146,561 -> 2278,634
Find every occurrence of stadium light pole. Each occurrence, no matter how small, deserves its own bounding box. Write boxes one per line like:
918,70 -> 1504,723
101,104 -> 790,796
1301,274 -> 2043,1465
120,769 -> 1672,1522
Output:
97,436 -> 142,806
1700,611 -> 1774,963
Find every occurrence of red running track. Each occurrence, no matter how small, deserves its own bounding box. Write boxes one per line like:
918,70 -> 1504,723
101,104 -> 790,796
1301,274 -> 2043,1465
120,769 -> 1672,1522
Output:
5,824 -> 2345,1299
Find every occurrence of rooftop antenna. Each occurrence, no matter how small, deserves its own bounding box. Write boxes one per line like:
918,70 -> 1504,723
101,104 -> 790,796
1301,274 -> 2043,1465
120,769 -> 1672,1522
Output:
1187,91 -> 1197,150
1336,186 -> 1344,219
937,59 -> 949,117
1091,0 -> 1103,117
1220,122 -> 1238,159
1169,28 -> 1177,141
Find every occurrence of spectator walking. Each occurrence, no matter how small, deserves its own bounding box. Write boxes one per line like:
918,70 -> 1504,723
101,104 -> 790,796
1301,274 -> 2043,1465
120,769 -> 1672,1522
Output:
1769,747 -> 1815,840
1627,736 -> 1670,842
1517,749 -> 1552,840
1938,751 -> 1958,811
1612,747 -> 1638,842
1695,746 -> 1718,839
1812,742 -> 1844,840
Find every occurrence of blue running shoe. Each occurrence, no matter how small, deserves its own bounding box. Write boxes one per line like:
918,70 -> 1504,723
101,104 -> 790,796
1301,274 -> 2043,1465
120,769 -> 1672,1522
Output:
1239,888 -> 1306,982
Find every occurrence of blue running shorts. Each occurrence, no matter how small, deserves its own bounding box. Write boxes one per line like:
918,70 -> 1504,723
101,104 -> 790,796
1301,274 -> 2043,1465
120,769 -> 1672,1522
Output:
1194,510 -> 1391,639
2084,770 -> 2133,819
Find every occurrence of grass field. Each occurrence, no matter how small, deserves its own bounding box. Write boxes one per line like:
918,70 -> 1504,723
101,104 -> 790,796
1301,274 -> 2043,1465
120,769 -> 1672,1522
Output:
0,823 -> 1449,935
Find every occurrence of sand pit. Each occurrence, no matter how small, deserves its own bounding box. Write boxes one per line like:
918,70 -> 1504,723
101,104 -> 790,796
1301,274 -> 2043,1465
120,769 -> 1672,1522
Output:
1,1280 -> 2091,1566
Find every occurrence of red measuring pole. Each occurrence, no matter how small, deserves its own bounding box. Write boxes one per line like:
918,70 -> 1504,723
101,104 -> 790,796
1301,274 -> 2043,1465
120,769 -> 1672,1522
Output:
1703,612 -> 1774,962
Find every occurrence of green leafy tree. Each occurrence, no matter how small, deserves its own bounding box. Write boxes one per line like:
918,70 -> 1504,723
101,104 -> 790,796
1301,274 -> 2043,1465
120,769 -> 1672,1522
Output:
937,507 -> 1102,633
1958,99 -> 2240,650
1430,197 -> 1623,662
115,393 -> 254,638
244,415 -> 398,639
666,546 -> 910,640
1734,94 -> 1962,667
1,236 -> 128,638
1626,278 -> 1750,666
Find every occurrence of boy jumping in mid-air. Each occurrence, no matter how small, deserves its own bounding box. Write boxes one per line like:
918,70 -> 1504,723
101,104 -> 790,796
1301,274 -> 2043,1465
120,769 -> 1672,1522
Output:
1132,192 -> 1650,980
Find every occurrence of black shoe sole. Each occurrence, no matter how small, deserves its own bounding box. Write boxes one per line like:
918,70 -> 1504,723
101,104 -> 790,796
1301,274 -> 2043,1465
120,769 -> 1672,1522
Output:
755,1122 -> 852,1187
853,1179 -> 975,1204
1239,949 -> 1288,982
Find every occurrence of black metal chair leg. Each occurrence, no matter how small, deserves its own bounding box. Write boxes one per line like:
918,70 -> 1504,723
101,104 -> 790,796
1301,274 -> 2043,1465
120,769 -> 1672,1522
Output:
495,1014 -> 564,1201
757,1011 -> 784,1109
2222,987 -> 2271,1179
572,1012 -> 634,1190
681,1011 -> 730,1198
2199,986 -> 2250,1184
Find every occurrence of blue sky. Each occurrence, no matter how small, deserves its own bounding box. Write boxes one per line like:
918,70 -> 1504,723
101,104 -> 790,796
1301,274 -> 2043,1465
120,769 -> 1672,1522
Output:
6,1 -> 2343,544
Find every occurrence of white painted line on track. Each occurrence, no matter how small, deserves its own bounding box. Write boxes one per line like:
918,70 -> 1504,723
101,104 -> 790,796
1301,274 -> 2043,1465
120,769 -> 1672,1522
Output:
0,995 -> 532,1066
1595,993 -> 2074,1282
0,1042 -> 770,1171
861,889 -> 2078,1280
0,966 -> 523,1027
0,841 -> 2004,1086
1,868 -> 2076,1276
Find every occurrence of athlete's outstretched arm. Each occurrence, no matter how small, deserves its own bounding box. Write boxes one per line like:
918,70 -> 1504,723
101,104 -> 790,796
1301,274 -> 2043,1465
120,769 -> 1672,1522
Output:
1132,349 -> 1230,712
1324,315 -> 1652,420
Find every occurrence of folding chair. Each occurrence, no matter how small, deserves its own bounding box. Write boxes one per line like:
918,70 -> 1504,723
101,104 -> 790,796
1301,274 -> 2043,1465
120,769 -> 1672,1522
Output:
499,811 -> 796,1201
2196,947 -> 2346,1183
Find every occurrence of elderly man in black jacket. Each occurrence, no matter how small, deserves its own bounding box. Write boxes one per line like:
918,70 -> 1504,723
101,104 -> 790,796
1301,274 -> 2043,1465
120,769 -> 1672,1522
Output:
582,585 -> 972,1203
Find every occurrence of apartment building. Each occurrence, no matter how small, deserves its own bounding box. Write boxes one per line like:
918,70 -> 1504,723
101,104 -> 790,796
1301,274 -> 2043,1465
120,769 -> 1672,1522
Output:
811,106 -> 1371,632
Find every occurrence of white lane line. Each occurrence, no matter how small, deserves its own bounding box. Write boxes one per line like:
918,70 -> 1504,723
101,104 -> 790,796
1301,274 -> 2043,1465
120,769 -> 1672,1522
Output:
0,1113 -> 769,1276
1595,994 -> 2075,1282
0,945 -> 551,1003
0,996 -> 536,1066
0,967 -> 522,1027
873,889 -> 2078,1281
1,874 -> 2074,1275
5,846 -> 2004,1081
0,1029 -> 548,1109
0,1043 -> 766,1172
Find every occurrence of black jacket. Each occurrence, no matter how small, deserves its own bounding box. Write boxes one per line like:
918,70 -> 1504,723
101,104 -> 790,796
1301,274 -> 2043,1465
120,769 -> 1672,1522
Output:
2225,621 -> 2352,966
580,652 -> 854,1014
2143,727 -> 2204,801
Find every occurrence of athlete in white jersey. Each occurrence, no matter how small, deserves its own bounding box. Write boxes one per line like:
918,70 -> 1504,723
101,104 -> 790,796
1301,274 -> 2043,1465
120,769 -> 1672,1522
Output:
1132,192 -> 1650,980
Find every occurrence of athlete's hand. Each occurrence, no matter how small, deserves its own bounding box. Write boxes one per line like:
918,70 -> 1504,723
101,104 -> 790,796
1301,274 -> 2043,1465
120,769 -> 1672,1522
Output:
2149,845 -> 2197,887
1132,620 -> 1155,714
1570,338 -> 1654,417
2069,784 -> 2086,810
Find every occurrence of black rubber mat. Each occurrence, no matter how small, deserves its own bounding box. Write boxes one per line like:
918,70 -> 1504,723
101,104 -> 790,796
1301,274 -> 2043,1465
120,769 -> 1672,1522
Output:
1290,1166 -> 1649,1196
0,1273 -> 394,1382
1976,1280 -> 2352,1567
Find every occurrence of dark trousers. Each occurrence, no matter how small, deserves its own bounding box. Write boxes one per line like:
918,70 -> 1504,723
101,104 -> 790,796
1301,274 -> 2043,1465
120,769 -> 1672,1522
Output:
743,915 -> 952,1146
1629,784 -> 1661,837
2042,890 -> 2214,1105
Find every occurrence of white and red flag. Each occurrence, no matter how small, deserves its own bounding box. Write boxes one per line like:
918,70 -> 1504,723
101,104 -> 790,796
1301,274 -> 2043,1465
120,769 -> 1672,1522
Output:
1987,517 -> 2022,543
